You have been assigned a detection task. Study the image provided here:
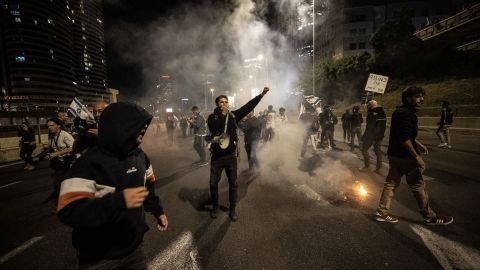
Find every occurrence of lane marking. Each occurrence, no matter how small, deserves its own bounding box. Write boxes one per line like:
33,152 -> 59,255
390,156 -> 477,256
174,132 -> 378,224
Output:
0,181 -> 22,190
0,161 -> 24,169
411,224 -> 480,270
0,236 -> 44,265
148,231 -> 200,270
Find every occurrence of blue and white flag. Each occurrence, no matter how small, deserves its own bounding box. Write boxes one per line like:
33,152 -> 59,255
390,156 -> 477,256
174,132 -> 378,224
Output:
68,98 -> 94,120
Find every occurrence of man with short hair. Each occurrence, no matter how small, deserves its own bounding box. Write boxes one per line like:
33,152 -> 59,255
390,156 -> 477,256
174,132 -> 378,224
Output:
188,106 -> 208,165
72,100 -> 109,155
360,100 -> 386,172
376,86 -> 453,226
207,87 -> 269,221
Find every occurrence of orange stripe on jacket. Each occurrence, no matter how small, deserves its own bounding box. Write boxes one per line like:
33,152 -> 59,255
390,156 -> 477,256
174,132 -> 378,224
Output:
57,192 -> 95,211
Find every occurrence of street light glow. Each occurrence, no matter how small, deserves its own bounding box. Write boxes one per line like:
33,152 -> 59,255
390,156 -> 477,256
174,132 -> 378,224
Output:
257,54 -> 263,61
210,88 -> 214,92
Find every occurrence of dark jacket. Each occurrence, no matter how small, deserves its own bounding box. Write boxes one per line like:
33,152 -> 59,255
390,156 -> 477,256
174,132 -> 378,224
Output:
207,95 -> 263,158
350,111 -> 363,128
299,112 -> 319,133
438,107 -> 453,126
341,112 -> 351,127
58,102 -> 164,261
190,114 -> 207,135
18,127 -> 36,145
387,105 -> 419,157
362,107 -> 387,141
319,110 -> 338,130
240,116 -> 262,144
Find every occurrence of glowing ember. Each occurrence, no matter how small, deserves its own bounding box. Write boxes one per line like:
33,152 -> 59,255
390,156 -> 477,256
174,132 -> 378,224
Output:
358,185 -> 368,197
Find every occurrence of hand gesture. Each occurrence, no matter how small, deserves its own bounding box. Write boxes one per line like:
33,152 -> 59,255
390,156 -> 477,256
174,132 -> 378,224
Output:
417,142 -> 428,155
157,214 -> 168,231
261,87 -> 270,96
123,187 -> 149,208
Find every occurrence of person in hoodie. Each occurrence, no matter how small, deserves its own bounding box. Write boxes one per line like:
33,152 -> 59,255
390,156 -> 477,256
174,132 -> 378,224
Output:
436,100 -> 453,148
207,87 -> 270,221
239,110 -> 262,172
18,121 -> 37,171
360,100 -> 386,172
350,105 -> 364,151
319,106 -> 338,150
57,102 -> 168,269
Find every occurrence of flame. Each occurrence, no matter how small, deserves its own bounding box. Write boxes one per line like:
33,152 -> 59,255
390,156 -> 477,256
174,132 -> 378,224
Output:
358,185 -> 368,197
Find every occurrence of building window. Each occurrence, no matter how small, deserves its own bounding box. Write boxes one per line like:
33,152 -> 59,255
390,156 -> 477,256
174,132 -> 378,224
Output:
349,43 -> 357,50
358,42 -> 366,49
24,78 -> 30,81
15,17 -> 21,23
15,56 -> 26,62
33,19 -> 37,25
359,28 -> 366,35
82,35 -> 86,40
10,10 -> 20,16
47,18 -> 52,24
349,29 -> 357,37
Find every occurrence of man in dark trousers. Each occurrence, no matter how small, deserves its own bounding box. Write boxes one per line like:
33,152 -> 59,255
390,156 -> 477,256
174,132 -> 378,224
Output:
376,86 -> 453,226
341,109 -> 351,143
239,111 -> 262,172
360,100 -> 386,172
188,106 -> 208,165
207,87 -> 270,221
436,100 -> 453,148
350,105 -> 363,151
319,105 -> 337,150
58,102 -> 168,269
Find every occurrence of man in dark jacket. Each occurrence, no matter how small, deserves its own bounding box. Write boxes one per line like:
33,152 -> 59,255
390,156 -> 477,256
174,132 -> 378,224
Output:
360,100 -> 386,172
436,100 -> 453,148
207,87 -> 269,221
376,86 -> 453,226
239,111 -> 262,172
188,106 -> 208,165
58,102 -> 168,269
341,109 -> 351,143
18,121 -> 36,170
319,106 -> 337,150
350,106 -> 363,151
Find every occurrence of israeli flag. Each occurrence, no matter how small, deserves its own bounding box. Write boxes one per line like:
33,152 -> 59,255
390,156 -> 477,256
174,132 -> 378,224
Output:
68,98 -> 94,120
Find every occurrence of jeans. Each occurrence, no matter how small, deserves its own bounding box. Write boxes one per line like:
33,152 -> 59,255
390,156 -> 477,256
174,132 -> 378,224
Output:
210,154 -> 238,209
342,124 -> 351,141
377,156 -> 436,219
350,127 -> 362,150
194,135 -> 206,162
362,140 -> 383,170
20,143 -> 36,165
245,141 -> 259,170
324,128 -> 335,147
436,125 -> 451,145
78,245 -> 147,270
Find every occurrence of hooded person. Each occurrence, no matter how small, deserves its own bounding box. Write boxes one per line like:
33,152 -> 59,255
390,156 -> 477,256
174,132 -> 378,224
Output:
57,102 -> 168,269
360,100 -> 386,172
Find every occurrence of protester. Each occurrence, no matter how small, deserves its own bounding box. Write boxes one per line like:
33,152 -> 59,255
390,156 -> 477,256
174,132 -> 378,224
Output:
300,108 -> 320,158
165,114 -> 176,146
207,87 -> 270,221
18,121 -> 36,170
278,107 -> 288,124
57,111 -> 71,132
44,117 -> 75,206
319,106 -> 337,150
239,111 -> 262,172
57,102 -> 168,269
376,86 -> 453,226
72,100 -> 108,155
341,109 -> 351,143
264,105 -> 276,141
360,100 -> 386,172
188,106 -> 208,165
436,101 -> 453,148
350,106 -> 363,151
180,116 -> 189,138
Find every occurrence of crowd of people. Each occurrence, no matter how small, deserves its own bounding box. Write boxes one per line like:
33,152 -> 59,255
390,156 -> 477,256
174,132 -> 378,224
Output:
11,84 -> 458,268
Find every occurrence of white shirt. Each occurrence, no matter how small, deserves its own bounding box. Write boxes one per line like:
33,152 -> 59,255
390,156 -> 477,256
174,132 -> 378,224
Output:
50,130 -> 74,151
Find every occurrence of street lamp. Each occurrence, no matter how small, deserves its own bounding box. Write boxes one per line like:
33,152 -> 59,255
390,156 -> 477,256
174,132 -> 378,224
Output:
210,88 -> 214,108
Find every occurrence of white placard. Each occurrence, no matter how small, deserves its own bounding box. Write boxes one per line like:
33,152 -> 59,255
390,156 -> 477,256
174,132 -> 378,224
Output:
365,73 -> 389,94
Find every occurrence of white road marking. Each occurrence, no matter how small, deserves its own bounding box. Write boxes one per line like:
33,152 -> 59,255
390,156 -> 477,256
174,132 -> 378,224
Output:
411,224 -> 480,270
296,184 -> 329,205
0,161 -> 24,169
148,231 -> 200,270
0,236 -> 44,265
0,181 -> 22,190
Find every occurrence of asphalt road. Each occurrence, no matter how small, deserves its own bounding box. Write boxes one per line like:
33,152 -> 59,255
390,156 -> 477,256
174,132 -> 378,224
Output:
1,124 -> 480,270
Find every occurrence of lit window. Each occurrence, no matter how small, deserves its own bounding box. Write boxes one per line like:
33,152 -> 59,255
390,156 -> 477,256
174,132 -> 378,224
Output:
85,67 -> 89,71
47,19 -> 52,24
15,56 -> 26,62
97,18 -> 102,23
82,36 -> 86,40
24,78 -> 30,81
33,19 -> 37,25
15,17 -> 21,23
50,49 -> 54,53
10,10 -> 20,16
66,5 -> 69,9
72,19 -> 75,23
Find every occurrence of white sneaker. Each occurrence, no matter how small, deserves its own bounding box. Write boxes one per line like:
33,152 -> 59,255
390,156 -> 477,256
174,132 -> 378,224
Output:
437,143 -> 447,148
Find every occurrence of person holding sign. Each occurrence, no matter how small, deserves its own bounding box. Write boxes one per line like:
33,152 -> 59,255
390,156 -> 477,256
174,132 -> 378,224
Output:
207,87 -> 269,221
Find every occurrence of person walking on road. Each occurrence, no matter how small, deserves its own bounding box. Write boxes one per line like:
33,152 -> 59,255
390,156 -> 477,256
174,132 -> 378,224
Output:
341,109 -> 351,143
239,111 -> 262,172
57,102 -> 168,269
188,106 -> 208,165
436,101 -> 453,149
165,114 -> 176,146
350,106 -> 363,151
360,100 -> 386,173
375,86 -> 454,226
18,121 -> 37,171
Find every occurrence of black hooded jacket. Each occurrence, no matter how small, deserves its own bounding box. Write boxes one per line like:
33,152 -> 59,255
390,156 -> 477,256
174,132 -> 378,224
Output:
207,95 -> 263,158
57,102 -> 164,261
362,106 -> 387,141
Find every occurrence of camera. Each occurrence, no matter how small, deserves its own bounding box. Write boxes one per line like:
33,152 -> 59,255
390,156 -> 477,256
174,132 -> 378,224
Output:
36,147 -> 53,160
73,117 -> 97,133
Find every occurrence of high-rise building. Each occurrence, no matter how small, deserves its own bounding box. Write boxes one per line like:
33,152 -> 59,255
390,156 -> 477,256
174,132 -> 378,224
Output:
0,0 -> 110,112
